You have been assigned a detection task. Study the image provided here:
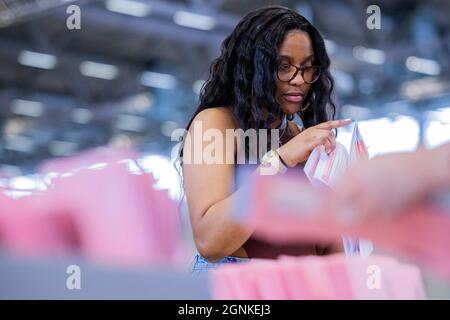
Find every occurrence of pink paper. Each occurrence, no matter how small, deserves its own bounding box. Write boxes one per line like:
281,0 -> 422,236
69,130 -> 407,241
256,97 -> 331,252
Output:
236,172 -> 450,279
210,253 -> 426,300
0,147 -> 183,267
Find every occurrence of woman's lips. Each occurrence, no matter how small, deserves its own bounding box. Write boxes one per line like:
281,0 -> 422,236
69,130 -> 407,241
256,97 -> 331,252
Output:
283,94 -> 304,103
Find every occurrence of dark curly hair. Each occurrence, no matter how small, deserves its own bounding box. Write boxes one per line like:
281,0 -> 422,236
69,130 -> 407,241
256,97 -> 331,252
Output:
176,5 -> 337,198
186,5 -> 336,133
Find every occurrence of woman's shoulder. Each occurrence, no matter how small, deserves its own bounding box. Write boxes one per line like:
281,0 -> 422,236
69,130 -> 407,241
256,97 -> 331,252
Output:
192,106 -> 239,130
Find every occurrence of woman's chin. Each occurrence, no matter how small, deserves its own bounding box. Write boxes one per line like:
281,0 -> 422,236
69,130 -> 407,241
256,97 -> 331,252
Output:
281,104 -> 300,116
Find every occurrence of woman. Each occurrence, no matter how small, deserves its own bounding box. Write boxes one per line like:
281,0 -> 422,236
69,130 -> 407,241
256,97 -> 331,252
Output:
180,5 -> 351,274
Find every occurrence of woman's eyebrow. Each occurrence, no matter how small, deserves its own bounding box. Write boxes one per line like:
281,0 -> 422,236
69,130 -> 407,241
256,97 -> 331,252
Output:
278,54 -> 314,64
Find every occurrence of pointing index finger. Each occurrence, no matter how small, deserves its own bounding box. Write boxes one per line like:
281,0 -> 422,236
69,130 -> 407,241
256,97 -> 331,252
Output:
317,119 -> 353,130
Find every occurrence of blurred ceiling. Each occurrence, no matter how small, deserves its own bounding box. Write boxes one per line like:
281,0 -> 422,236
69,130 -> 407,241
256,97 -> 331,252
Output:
0,0 -> 449,175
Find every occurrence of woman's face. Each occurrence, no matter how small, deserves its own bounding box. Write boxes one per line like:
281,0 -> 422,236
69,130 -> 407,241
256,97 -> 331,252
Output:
275,30 -> 314,116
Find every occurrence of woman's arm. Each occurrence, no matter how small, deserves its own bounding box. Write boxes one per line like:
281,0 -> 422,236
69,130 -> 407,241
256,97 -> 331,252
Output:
183,109 -> 350,261
183,107 -> 254,261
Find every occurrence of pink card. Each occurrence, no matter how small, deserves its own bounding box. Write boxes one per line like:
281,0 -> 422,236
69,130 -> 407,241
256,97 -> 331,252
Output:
210,266 -> 239,300
252,261 -> 289,300
277,259 -> 314,299
345,255 -> 397,299
237,171 -> 450,280
0,147 -> 183,267
279,255 -> 338,299
321,254 -> 354,300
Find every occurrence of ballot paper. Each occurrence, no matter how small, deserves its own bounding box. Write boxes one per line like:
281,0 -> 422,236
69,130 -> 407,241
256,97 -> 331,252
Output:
303,122 -> 373,256
234,170 -> 450,279
0,147 -> 184,267
304,121 -> 368,188
210,253 -> 426,300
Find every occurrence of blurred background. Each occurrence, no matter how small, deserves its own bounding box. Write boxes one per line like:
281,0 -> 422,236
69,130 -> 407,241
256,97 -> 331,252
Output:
0,0 -> 449,196
0,0 -> 450,299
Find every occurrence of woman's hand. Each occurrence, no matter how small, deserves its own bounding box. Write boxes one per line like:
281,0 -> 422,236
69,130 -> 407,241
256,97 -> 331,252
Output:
277,119 -> 352,167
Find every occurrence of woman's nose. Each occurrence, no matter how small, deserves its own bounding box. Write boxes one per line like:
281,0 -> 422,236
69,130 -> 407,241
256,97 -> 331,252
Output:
289,72 -> 306,85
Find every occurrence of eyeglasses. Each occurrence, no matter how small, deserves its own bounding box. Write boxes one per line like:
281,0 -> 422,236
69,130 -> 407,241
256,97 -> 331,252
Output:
276,62 -> 321,84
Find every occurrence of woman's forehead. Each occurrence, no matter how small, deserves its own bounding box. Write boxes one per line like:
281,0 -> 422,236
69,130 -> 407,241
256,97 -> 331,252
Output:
278,30 -> 313,62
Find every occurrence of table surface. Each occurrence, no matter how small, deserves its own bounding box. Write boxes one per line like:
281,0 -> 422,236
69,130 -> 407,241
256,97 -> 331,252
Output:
0,252 -> 210,300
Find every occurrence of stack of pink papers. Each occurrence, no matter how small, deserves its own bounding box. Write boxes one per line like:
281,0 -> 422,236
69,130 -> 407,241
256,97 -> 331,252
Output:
0,147 -> 183,267
210,253 -> 426,300
234,172 -> 450,279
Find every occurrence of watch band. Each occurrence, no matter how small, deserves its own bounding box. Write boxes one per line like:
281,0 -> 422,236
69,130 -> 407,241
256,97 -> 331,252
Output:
261,149 -> 287,175
275,149 -> 288,168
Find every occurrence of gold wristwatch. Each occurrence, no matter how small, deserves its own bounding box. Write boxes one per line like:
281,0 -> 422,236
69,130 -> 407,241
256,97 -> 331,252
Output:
260,149 -> 288,175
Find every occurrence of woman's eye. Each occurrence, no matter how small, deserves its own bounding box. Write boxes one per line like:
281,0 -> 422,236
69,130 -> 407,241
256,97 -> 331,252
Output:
279,64 -> 290,70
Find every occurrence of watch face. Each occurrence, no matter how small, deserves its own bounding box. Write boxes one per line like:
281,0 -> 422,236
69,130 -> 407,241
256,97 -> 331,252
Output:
262,150 -> 276,163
